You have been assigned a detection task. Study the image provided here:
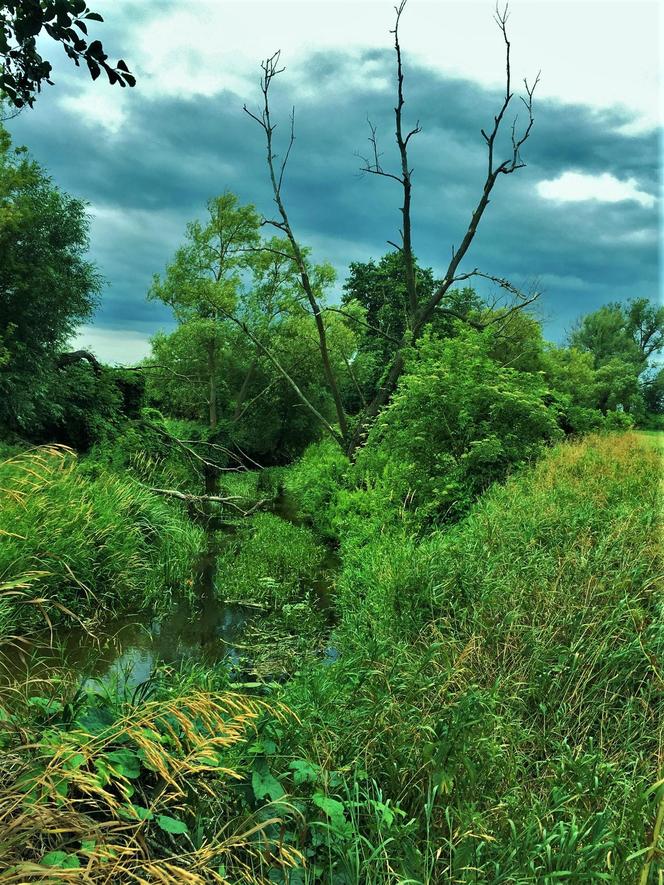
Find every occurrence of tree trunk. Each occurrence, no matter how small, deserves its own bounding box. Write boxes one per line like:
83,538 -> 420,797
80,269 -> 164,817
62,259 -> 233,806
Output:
232,358 -> 257,422
208,342 -> 218,433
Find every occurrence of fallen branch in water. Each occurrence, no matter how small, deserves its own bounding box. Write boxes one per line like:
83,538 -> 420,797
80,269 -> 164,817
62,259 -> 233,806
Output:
148,486 -> 266,516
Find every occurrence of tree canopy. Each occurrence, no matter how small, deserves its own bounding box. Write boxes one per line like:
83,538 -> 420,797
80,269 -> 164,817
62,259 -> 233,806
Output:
0,122 -> 101,431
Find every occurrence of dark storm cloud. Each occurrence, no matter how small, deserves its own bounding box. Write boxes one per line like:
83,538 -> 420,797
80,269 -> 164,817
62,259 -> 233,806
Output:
7,46 -> 659,347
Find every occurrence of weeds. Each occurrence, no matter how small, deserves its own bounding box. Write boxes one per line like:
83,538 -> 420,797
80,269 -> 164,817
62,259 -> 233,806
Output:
0,445 -> 202,637
0,686 -> 302,883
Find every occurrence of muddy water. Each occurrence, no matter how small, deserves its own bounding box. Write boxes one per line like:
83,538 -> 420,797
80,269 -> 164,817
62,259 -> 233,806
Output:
2,486 -> 339,690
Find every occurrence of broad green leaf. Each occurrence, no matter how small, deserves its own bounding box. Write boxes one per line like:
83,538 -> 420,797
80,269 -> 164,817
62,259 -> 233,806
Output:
76,705 -> 115,735
252,758 -> 285,801
312,792 -> 346,828
104,748 -> 141,779
118,803 -> 154,821
156,814 -> 189,835
62,751 -> 86,771
42,851 -> 80,869
27,696 -> 63,715
289,759 -> 320,785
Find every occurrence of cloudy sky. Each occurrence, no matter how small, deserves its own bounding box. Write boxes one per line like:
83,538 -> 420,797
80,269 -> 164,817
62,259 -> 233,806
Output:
8,0 -> 661,363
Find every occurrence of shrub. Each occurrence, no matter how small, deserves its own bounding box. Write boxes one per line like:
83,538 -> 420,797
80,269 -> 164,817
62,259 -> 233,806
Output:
283,438 -> 350,538
355,329 -> 563,525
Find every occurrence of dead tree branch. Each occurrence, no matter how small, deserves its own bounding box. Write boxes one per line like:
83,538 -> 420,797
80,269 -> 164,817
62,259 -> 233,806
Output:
148,487 -> 265,517
346,2 -> 539,455
244,52 -> 349,443
358,0 -> 420,318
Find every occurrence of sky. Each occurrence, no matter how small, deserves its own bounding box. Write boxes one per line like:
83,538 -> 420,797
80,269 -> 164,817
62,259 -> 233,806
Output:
7,0 -> 662,364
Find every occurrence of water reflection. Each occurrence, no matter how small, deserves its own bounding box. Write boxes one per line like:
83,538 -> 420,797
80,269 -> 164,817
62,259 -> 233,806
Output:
1,596 -> 253,692
1,484 -> 340,693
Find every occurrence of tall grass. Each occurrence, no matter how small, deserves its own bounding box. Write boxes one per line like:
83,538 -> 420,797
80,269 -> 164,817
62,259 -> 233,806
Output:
0,687 -> 302,883
278,433 -> 662,882
0,445 -> 202,638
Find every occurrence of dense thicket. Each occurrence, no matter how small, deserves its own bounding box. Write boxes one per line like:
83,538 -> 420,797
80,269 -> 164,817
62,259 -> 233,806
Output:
276,433 -> 662,882
0,124 -> 102,433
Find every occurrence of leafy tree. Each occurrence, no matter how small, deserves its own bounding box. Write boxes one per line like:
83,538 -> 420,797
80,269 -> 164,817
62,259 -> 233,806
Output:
147,216 -> 360,461
341,326 -> 562,528
1,0 -> 134,108
0,122 -> 101,433
482,309 -> 546,375
642,367 -> 664,416
570,298 -> 663,371
543,346 -> 598,410
33,362 -> 140,450
342,252 -> 436,353
148,192 -> 261,432
146,320 -> 235,425
568,298 -> 663,419
341,252 -> 484,403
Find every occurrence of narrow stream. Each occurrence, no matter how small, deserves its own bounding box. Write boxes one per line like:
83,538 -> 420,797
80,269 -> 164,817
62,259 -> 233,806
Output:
1,486 -> 339,691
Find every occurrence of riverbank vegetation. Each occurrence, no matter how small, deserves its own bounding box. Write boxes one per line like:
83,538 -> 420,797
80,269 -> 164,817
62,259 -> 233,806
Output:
0,432 -> 660,882
1,3 -> 662,879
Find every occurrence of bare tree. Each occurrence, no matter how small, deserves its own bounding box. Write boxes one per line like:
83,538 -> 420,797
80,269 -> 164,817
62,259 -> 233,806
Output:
243,59 -> 349,444
246,1 -> 540,457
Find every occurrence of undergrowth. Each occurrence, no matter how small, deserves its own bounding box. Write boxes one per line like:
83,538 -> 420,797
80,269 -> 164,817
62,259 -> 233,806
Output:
0,445 -> 202,639
270,432 -> 663,883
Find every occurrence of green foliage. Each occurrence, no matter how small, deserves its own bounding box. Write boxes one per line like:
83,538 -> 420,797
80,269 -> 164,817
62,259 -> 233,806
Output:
0,1 -> 134,108
570,297 -> 663,369
217,512 -> 325,608
342,251 -> 483,405
34,363 -> 140,451
88,412 -> 209,493
275,433 -> 662,882
345,327 -> 563,530
283,439 -> 350,537
148,192 -> 261,323
0,445 -> 202,638
563,298 -> 664,423
0,123 -> 102,435
228,312 -> 346,462
146,194 -> 357,460
146,318 -> 233,422
484,308 -> 547,374
0,683 -> 298,882
643,366 -> 664,416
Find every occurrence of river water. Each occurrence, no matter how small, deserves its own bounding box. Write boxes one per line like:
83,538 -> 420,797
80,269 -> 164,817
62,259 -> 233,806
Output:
1,487 -> 339,691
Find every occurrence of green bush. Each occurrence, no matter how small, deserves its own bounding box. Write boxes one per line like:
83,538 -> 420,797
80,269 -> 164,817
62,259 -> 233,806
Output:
354,328 -> 563,526
283,438 -> 350,538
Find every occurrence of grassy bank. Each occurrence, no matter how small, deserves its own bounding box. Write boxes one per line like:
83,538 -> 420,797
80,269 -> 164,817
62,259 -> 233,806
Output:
269,432 -> 663,882
0,445 -> 202,640
0,433 -> 660,882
